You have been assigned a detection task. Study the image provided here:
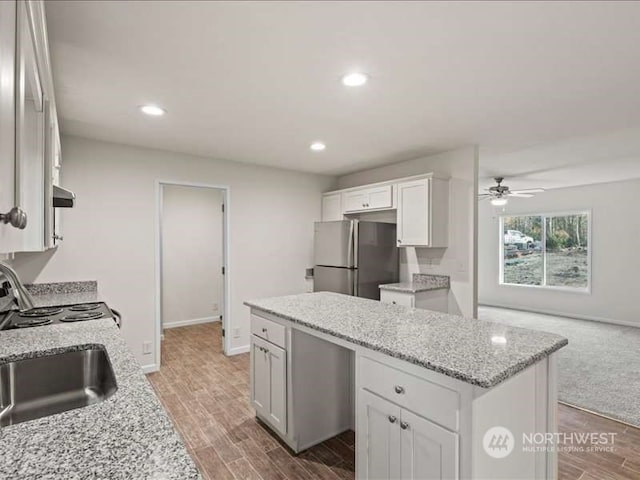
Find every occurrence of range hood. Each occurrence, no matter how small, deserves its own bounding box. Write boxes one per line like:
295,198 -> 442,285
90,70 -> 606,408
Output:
53,185 -> 76,208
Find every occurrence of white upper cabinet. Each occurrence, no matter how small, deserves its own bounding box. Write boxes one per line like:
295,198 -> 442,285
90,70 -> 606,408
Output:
397,177 -> 449,248
343,185 -> 393,213
321,193 -> 343,221
321,174 -> 448,248
0,0 -> 61,254
0,0 -> 19,254
16,0 -> 46,252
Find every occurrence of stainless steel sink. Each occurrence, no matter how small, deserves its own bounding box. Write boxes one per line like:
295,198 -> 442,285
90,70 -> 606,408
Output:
0,346 -> 118,427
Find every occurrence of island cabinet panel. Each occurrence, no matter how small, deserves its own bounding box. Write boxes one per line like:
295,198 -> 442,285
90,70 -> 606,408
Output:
250,335 -> 287,435
400,408 -> 459,480
359,356 -> 460,432
251,313 -> 286,348
357,389 -> 402,480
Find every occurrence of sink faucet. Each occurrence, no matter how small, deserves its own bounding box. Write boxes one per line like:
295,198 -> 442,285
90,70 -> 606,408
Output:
0,261 -> 35,312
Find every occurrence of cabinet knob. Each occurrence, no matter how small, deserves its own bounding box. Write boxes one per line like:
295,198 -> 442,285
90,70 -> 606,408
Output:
0,207 -> 27,230
388,415 -> 397,424
394,385 -> 405,394
262,327 -> 267,333
397,239 -> 402,243
400,421 -> 410,430
53,234 -> 63,241
392,301 -> 397,305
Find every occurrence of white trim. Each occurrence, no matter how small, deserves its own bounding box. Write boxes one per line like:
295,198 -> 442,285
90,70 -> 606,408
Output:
155,180 -> 232,371
479,302 -> 640,329
141,363 -> 159,374
163,315 -> 220,329
227,344 -> 250,355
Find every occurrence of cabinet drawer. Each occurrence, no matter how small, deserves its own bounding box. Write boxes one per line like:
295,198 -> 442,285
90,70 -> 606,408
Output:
359,356 -> 459,431
380,290 -> 414,308
251,314 -> 286,349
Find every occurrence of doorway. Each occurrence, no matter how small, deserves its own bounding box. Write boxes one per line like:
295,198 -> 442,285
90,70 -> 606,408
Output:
155,181 -> 230,368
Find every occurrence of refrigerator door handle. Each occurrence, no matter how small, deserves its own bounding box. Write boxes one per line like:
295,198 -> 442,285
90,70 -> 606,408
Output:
351,220 -> 358,268
352,269 -> 359,297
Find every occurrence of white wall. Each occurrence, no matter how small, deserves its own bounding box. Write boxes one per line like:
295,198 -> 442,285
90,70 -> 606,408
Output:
478,178 -> 640,326
161,185 -> 223,328
338,147 -> 478,318
9,136 -> 335,367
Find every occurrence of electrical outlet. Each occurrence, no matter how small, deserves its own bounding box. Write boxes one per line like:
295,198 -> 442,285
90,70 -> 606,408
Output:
233,327 -> 241,338
212,302 -> 218,312
143,341 -> 152,355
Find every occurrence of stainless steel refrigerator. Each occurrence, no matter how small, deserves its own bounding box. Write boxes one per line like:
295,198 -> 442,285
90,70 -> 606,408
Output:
313,220 -> 399,300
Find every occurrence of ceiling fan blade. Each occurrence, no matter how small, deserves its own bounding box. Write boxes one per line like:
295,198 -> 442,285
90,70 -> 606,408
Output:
477,193 -> 492,198
508,193 -> 533,198
511,188 -> 545,194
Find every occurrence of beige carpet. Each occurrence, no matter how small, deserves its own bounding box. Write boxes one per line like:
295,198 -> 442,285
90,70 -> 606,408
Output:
479,306 -> 640,428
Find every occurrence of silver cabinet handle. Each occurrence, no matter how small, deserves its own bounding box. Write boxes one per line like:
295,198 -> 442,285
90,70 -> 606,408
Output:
53,234 -> 63,241
394,385 -> 405,394
388,415 -> 397,424
0,207 -> 27,230
400,421 -> 409,430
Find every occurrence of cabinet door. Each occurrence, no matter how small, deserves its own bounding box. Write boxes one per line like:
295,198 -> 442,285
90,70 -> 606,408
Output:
366,185 -> 393,210
250,337 -> 270,419
322,193 -> 343,221
267,341 -> 287,435
250,335 -> 287,435
0,0 -> 18,254
397,179 -> 429,247
357,389 -> 402,480
344,190 -> 368,212
15,0 -> 45,252
400,409 -> 458,480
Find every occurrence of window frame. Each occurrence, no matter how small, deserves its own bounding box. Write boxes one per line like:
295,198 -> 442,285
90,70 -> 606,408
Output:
498,209 -> 592,294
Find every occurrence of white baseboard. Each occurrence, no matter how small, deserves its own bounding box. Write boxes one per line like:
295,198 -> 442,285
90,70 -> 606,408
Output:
163,315 -> 220,329
141,363 -> 159,374
479,303 -> 640,328
227,344 -> 250,355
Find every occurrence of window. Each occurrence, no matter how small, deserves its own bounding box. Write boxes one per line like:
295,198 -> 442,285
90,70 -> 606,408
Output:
500,212 -> 590,290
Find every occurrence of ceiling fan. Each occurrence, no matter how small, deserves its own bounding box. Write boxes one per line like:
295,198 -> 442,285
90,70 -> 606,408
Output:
479,177 -> 545,206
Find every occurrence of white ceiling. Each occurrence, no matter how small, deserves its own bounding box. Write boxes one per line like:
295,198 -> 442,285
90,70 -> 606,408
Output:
46,1 -> 640,182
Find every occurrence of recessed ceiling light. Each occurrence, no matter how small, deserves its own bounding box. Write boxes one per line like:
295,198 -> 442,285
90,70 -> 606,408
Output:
310,142 -> 326,152
341,72 -> 369,87
139,105 -> 166,116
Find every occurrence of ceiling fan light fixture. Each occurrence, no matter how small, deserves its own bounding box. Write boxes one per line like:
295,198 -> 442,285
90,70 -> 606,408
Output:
491,197 -> 508,207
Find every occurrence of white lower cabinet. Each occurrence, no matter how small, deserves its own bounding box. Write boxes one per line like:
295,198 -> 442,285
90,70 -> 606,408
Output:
358,389 -> 401,480
400,408 -> 458,480
250,335 -> 287,435
358,389 -> 458,480
380,289 -> 449,313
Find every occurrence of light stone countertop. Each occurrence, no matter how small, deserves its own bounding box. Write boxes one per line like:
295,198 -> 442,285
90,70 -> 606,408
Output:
0,319 -> 200,480
244,292 -> 568,388
379,273 -> 450,293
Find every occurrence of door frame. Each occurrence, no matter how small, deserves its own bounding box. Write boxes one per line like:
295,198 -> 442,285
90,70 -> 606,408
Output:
154,180 -> 231,369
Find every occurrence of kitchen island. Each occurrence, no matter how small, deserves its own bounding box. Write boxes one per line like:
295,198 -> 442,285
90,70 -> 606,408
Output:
245,292 -> 568,480
0,318 -> 199,480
